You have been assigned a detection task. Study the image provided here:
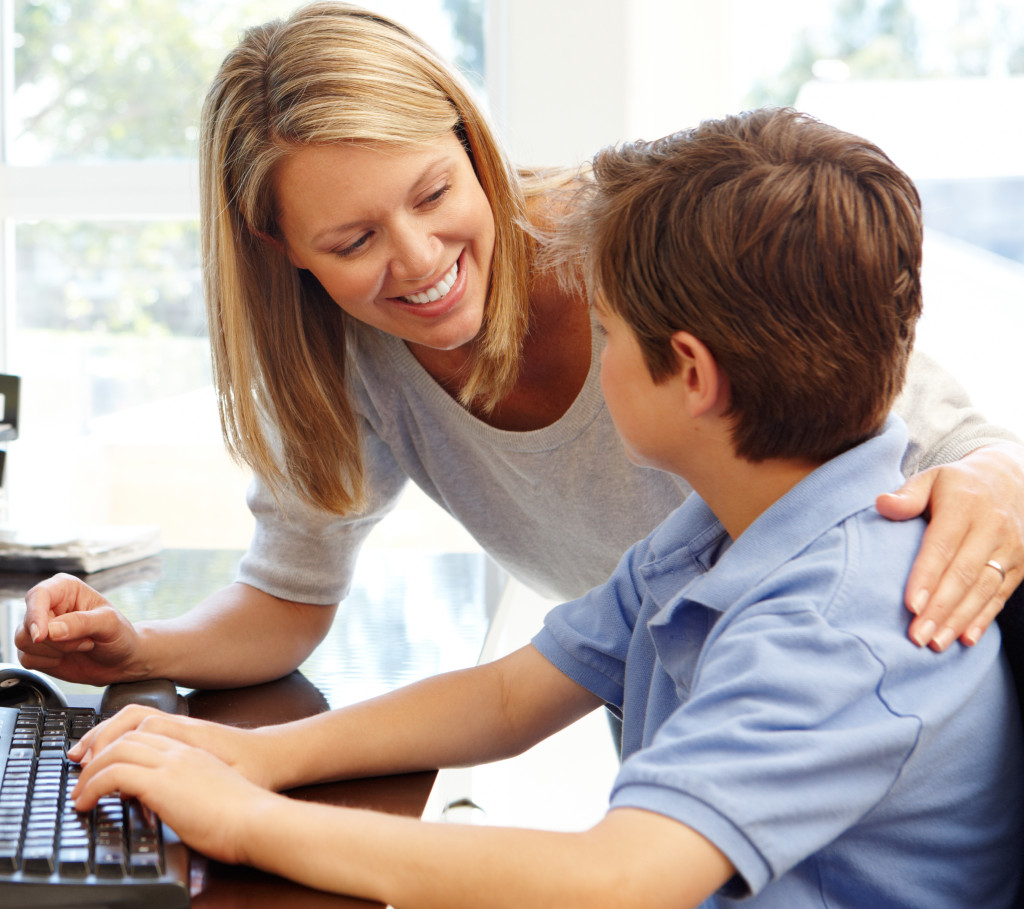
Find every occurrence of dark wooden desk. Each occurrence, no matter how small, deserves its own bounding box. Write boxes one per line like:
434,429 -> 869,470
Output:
1,547 -> 502,908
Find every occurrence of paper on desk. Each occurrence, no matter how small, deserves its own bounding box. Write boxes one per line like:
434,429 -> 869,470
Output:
0,524 -> 162,574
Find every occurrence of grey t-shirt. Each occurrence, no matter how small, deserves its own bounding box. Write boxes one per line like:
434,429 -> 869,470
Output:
237,316 -> 1016,605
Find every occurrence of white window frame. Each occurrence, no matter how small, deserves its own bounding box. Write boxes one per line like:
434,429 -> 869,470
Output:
0,2 -> 197,370
487,0 -> 734,168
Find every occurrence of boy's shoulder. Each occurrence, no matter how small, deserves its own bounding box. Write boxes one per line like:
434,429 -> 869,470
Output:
657,416 -> 923,629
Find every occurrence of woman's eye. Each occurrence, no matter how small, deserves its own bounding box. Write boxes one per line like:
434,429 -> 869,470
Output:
334,233 -> 371,258
422,183 -> 451,207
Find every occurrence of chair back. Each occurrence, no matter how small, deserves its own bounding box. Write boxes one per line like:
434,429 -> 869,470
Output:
997,585 -> 1024,909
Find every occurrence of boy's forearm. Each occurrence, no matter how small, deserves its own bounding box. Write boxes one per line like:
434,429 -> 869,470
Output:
240,798 -> 733,909
261,645 -> 602,791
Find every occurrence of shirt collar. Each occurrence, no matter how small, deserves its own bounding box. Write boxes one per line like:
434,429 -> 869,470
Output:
642,414 -> 910,618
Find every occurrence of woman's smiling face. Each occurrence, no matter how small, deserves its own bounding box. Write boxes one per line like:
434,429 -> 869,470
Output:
274,132 -> 496,353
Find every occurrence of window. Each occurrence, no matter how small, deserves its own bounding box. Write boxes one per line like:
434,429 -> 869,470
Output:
730,0 -> 1024,438
1,0 -> 485,548
495,0 -> 1023,440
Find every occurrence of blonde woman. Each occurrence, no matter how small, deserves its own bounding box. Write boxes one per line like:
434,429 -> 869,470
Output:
18,2 -> 1024,688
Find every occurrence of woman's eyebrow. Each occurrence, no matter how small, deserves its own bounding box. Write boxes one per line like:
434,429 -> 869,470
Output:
309,154 -> 458,246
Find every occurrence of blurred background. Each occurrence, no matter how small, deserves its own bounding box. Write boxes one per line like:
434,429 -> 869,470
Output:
0,0 -> 1021,550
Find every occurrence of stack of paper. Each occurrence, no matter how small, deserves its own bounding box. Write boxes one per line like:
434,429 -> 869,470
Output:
0,525 -> 162,575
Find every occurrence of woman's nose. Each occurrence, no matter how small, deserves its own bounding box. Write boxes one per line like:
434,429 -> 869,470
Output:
389,220 -> 442,283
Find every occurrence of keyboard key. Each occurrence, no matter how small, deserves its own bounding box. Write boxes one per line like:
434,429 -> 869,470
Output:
94,843 -> 127,877
131,852 -> 162,877
58,846 -> 91,876
21,843 -> 56,874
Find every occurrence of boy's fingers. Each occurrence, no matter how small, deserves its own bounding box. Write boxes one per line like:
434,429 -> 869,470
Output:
70,706 -> 161,762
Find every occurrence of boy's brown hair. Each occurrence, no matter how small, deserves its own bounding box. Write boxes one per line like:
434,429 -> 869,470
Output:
573,107 -> 923,464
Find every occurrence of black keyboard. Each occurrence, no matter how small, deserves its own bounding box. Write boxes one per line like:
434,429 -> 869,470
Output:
0,705 -> 189,907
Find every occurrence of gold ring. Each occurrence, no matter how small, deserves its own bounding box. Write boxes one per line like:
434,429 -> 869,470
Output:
985,559 -> 1006,582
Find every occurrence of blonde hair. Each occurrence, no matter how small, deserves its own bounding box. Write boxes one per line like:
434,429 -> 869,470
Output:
201,2 -> 532,514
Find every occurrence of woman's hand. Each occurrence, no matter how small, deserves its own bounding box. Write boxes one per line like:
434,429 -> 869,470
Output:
71,725 -> 277,867
877,442 -> 1024,650
15,573 -> 146,685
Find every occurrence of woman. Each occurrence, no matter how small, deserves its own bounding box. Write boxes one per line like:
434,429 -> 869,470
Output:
17,1 -> 1024,688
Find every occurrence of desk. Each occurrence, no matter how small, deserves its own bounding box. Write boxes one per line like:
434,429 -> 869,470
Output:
0,548 -> 503,907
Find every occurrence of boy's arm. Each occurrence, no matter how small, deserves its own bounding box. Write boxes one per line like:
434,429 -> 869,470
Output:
78,727 -> 733,909
70,646 -> 732,907
245,800 -> 734,909
72,644 -> 604,793
265,643 -> 606,788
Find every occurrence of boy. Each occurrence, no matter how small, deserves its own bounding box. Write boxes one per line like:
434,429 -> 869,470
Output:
71,108 -> 1023,907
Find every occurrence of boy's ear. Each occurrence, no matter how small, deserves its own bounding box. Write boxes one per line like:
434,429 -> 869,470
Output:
670,331 -> 728,418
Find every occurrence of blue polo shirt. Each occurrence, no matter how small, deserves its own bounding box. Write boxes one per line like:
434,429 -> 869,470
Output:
533,416 -> 1022,907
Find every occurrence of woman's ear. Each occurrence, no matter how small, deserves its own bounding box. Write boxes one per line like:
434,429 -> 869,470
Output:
250,228 -> 306,269
670,331 -> 728,419
250,227 -> 286,253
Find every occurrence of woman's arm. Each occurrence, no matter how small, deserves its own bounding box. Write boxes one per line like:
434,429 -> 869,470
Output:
17,577 -> 337,689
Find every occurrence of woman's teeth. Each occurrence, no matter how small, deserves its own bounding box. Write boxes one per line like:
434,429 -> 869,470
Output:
401,260 -> 459,304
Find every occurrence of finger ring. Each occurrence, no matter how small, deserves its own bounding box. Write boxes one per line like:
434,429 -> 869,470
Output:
985,559 -> 1007,582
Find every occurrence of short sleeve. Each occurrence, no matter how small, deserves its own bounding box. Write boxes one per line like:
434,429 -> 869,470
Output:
610,604 -> 921,896
236,416 -> 409,604
533,538 -> 654,709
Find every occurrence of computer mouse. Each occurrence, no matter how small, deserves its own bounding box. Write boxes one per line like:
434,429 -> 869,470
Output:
0,663 -> 69,709
99,679 -> 183,715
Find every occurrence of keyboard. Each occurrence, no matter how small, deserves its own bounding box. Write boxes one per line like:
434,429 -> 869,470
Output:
0,704 -> 189,908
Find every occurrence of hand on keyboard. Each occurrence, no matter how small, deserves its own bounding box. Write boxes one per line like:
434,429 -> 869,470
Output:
68,706 -> 273,790
69,711 -> 274,868
0,704 -> 190,907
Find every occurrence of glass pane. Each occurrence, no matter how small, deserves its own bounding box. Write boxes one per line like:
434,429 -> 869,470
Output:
9,0 -> 485,163
15,218 -> 207,415
732,0 -> 1024,265
6,219 -> 255,546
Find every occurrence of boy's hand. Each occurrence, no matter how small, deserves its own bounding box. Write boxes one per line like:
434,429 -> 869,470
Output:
69,706 -> 278,791
71,726 -> 275,867
16,574 -> 145,685
877,442 -> 1024,650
